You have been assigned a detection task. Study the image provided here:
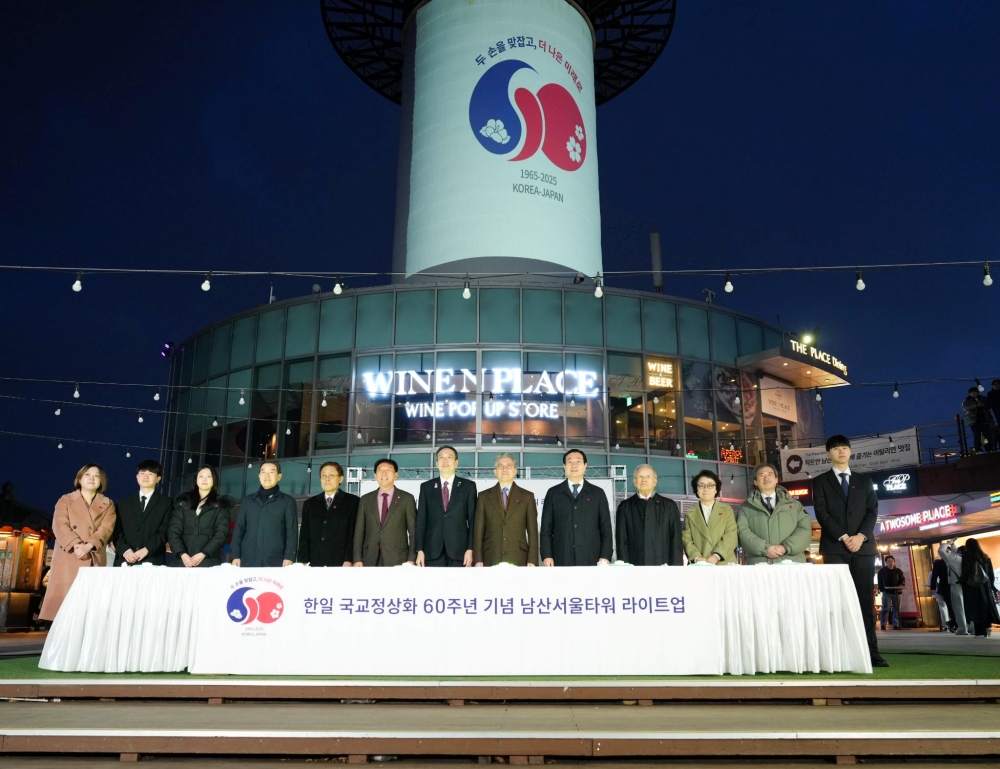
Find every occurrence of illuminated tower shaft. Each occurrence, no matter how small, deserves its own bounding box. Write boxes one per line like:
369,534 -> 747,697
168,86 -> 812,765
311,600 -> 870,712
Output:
322,0 -> 676,279
394,0 -> 600,279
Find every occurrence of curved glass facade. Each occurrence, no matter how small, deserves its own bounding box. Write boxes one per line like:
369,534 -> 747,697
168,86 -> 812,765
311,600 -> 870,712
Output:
162,284 -> 822,500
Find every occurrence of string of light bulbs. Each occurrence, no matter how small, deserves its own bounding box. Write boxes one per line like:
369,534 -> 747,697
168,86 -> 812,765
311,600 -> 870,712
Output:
0,258 -> 994,296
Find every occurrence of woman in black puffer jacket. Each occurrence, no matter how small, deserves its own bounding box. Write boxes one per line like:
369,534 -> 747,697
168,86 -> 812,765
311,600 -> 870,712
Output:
168,465 -> 234,567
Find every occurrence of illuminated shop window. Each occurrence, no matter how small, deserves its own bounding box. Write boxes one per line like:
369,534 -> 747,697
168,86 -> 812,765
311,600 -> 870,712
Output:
482,350 -> 521,445
222,368 -> 251,467
565,352 -> 605,446
523,351 -> 563,446
682,360 -> 716,460
353,354 -> 392,447
714,366 -> 745,465
279,359 -> 314,458
645,355 -> 679,456
249,363 -> 281,461
608,353 -> 645,451
434,351 -> 477,445
316,354 -> 352,453
393,352 -> 436,446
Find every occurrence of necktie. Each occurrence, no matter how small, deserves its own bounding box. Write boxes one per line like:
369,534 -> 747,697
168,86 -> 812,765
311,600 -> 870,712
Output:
572,484 -> 580,499
326,496 -> 334,509
140,495 -> 147,510
840,472 -> 849,496
763,496 -> 774,513
442,480 -> 450,510
380,493 -> 389,525
502,487 -> 509,509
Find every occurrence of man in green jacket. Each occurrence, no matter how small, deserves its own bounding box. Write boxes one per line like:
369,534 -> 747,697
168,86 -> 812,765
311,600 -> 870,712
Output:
737,463 -> 812,564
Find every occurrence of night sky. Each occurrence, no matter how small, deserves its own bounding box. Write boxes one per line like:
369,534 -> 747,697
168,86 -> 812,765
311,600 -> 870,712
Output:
2,2 -> 998,511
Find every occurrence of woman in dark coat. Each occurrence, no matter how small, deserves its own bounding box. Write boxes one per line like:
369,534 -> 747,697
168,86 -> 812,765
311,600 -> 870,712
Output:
960,537 -> 1000,636
168,466 -> 233,567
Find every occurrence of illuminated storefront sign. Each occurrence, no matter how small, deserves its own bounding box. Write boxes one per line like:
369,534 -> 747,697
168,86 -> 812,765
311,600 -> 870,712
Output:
362,369 -> 600,398
877,504 -> 961,535
362,368 -> 600,422
646,358 -> 675,390
720,446 -> 744,465
788,340 -> 848,376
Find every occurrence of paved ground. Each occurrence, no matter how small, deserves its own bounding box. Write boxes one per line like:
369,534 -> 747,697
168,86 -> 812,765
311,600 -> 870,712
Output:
875,626 -> 998,654
0,633 -> 45,659
2,762 -> 999,769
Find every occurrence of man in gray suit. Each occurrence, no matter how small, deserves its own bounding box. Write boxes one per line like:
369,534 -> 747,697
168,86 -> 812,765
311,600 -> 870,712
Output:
353,458 -> 416,567
473,453 -> 538,567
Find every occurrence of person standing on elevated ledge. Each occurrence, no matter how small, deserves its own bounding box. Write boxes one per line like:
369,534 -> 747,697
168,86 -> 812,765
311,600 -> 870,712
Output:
812,435 -> 888,668
540,449 -> 612,566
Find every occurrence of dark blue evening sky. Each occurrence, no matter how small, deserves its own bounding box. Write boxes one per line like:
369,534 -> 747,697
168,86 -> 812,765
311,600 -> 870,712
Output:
1,2 -> 997,510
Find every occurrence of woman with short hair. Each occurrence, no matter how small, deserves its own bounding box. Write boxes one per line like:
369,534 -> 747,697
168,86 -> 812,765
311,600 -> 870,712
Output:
39,464 -> 116,621
682,470 -> 738,564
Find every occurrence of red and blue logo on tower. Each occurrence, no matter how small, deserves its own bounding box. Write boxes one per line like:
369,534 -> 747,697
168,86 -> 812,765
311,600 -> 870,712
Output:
469,59 -> 586,172
227,586 -> 284,625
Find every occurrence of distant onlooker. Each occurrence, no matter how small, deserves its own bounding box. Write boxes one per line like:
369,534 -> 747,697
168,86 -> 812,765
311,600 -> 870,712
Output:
958,538 -> 1000,637
987,379 -> 1000,430
877,555 -> 905,630
929,557 -> 956,632
962,387 -> 995,453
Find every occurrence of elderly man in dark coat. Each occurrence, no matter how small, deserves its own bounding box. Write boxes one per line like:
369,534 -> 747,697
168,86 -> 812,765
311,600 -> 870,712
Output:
615,464 -> 682,566
231,461 -> 298,568
540,450 -> 613,566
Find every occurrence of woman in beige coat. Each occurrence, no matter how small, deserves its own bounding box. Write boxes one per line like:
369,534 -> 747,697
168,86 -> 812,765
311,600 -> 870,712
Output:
682,470 -> 738,564
39,464 -> 116,621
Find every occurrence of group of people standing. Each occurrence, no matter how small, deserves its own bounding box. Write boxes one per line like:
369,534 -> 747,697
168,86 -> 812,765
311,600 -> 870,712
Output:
962,379 -> 1000,453
45,432 -> 968,668
929,539 -> 999,637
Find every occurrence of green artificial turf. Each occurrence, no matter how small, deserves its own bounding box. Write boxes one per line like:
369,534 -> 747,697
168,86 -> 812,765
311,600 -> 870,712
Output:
0,652 -> 998,681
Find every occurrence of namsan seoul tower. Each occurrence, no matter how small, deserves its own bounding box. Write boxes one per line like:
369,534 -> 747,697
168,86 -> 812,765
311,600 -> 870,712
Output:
321,0 -> 675,280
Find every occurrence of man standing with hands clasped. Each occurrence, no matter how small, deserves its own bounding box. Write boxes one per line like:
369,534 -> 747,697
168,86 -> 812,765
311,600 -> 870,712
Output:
813,434 -> 888,668
415,446 -> 475,567
540,449 -> 612,566
112,459 -> 174,566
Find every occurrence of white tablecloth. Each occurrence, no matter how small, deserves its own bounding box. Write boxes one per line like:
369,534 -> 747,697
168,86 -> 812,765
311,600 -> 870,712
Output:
39,563 -> 871,675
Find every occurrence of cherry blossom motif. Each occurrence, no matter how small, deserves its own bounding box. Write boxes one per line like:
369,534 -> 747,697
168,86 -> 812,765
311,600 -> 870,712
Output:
480,119 -> 511,145
230,608 -> 243,619
566,136 -> 582,164
575,125 -> 584,140
270,609 -> 281,619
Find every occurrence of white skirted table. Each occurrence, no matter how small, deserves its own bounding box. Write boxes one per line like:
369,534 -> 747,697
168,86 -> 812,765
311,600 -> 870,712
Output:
40,563 -> 872,676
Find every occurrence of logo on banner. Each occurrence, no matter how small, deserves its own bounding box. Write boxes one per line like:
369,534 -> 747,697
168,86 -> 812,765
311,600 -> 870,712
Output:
227,586 -> 284,625
469,59 -> 586,171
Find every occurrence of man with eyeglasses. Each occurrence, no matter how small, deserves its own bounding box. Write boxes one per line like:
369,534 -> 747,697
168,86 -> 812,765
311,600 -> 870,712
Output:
473,453 -> 538,567
737,462 -> 811,565
615,464 -> 681,565
297,462 -> 359,566
540,449 -> 612,566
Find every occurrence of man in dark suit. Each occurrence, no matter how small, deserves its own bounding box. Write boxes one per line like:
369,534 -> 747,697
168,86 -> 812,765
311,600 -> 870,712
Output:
540,449 -> 612,566
353,458 -> 416,567
111,459 -> 174,567
415,446 -> 475,567
474,453 -> 538,567
813,434 -> 888,668
298,461 -> 359,567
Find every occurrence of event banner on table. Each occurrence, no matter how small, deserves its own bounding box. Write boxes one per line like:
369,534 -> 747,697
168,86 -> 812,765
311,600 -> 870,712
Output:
190,566 -> 721,676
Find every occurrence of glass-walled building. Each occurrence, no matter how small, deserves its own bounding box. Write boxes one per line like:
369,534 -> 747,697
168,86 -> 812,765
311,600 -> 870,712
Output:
162,284 -> 836,500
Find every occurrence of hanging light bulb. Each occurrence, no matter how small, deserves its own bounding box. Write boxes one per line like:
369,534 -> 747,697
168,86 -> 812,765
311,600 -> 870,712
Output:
491,433 -> 498,444
855,268 -> 865,291
73,384 -> 80,399
153,389 -> 161,401
888,435 -> 894,444
333,276 -> 343,295
425,432 -> 432,440
462,279 -> 471,300
54,405 -> 61,416
653,395 -> 659,404
321,390 -> 328,407
248,462 -> 253,468
239,389 -> 245,406
594,273 -> 603,298
723,271 -> 733,293
675,442 -> 681,450
489,391 -> 494,401
734,394 -> 740,405
126,447 -> 131,458
938,435 -> 945,445
307,463 -> 312,474
730,475 -> 735,484
57,441 -> 63,449
729,442 -> 735,451
984,262 -> 993,287
212,418 -> 219,427
976,377 -> 984,392
556,437 -> 562,447
357,430 -> 363,440
137,412 -> 144,423
614,442 -> 620,450
187,456 -> 193,464
570,395 -> 576,407
201,272 -> 212,292
815,388 -> 822,402
893,383 -> 899,399
285,426 -> 291,435
72,270 -> 83,292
